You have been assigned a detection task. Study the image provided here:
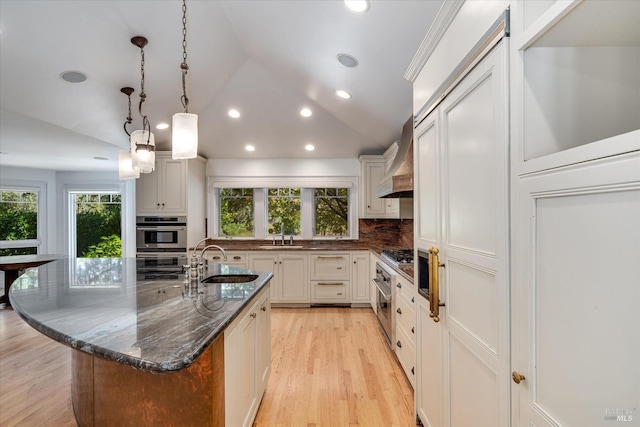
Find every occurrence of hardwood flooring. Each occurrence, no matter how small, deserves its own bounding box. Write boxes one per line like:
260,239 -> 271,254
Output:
0,306 -> 415,426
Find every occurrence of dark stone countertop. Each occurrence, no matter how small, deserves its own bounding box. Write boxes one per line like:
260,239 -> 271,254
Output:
9,258 -> 272,374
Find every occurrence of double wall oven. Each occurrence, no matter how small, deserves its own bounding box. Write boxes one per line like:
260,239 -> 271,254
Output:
136,216 -> 188,280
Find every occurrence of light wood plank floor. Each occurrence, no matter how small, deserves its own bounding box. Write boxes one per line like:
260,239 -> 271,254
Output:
0,306 -> 415,426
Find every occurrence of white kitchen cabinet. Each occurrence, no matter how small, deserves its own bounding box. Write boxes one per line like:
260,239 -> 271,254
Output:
412,13 -> 510,427
394,274 -> 415,388
359,156 -> 412,219
203,251 -> 247,269
310,253 -> 349,304
136,154 -> 186,214
249,252 -> 308,304
509,2 -> 640,426
136,152 -> 206,247
225,284 -> 270,427
350,252 -> 369,305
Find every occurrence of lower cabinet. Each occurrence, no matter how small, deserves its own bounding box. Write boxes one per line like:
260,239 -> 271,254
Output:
311,281 -> 348,303
248,253 -> 308,303
394,274 -> 416,388
225,285 -> 270,427
350,252 -> 370,304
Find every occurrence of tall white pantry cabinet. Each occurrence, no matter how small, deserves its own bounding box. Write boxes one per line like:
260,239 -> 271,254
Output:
407,1 -> 640,426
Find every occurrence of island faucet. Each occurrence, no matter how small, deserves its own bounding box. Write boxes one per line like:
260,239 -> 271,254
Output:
200,245 -> 227,262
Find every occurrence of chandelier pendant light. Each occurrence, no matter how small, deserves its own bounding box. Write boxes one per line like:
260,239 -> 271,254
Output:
172,0 -> 198,160
118,87 -> 140,180
131,36 -> 156,173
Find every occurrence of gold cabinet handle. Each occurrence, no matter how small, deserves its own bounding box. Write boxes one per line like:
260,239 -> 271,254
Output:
512,371 -> 526,384
428,247 -> 445,323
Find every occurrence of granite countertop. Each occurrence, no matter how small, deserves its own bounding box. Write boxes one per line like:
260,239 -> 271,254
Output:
9,258 -> 272,374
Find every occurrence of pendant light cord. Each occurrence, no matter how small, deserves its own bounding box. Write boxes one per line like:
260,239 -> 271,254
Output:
137,42 -> 152,148
180,0 -> 190,113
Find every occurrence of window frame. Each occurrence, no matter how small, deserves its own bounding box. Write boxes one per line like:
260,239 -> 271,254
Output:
0,182 -> 47,254
208,177 -> 358,240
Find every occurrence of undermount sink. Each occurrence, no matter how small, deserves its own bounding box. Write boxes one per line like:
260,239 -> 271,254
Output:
200,274 -> 259,284
257,245 -> 305,249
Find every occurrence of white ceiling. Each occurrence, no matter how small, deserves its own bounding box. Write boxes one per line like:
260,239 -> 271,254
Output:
0,0 -> 443,172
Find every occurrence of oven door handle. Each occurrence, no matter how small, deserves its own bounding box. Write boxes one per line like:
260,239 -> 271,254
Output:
372,278 -> 391,300
136,226 -> 186,231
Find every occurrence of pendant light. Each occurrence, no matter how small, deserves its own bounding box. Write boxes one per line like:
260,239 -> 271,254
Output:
172,0 -> 198,160
131,36 -> 155,173
118,87 -> 140,180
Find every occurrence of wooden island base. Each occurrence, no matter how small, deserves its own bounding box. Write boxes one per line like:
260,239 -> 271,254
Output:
71,336 -> 225,427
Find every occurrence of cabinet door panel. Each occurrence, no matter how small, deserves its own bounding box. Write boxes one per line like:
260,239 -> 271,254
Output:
161,159 -> 187,213
279,255 -> 308,302
515,153 -> 640,427
365,162 -> 386,216
136,164 -> 160,213
249,254 -> 279,302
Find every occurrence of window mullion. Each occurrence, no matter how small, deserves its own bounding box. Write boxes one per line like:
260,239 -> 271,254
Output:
301,189 -> 314,239
254,189 -> 266,239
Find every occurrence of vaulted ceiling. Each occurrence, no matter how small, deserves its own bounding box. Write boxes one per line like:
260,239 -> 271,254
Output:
0,0 -> 443,171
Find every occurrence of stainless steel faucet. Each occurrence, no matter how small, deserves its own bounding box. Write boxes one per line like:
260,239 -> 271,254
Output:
200,245 -> 227,262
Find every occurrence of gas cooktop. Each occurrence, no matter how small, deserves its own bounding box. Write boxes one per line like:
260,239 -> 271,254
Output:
381,249 -> 414,266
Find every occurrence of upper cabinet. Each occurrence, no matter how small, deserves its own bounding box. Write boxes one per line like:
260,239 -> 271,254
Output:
137,155 -> 187,214
359,155 -> 412,219
511,0 -> 640,173
136,152 -> 206,247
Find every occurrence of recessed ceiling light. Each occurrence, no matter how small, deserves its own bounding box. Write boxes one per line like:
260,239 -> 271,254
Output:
336,90 -> 352,99
93,156 -> 108,161
300,108 -> 312,118
228,109 -> 240,118
305,144 -> 315,151
60,71 -> 87,84
344,0 -> 369,13
156,123 -> 169,130
337,53 -> 359,68
245,145 -> 255,152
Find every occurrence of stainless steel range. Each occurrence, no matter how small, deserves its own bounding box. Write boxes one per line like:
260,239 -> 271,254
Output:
381,249 -> 414,267
372,261 -> 396,347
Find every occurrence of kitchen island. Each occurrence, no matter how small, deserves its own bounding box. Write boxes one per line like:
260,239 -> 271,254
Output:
9,257 -> 272,427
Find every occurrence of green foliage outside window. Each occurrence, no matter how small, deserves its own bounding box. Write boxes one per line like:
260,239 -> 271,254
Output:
268,188 -> 301,235
0,190 -> 39,256
220,188 -> 254,237
315,188 -> 349,236
75,193 -> 121,258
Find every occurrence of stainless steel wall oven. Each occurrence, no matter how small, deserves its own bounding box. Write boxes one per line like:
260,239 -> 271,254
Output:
136,216 -> 187,251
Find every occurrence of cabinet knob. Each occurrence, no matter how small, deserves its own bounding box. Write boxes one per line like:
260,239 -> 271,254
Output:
250,313 -> 257,319
397,283 -> 402,288
411,326 -> 414,334
396,340 -> 402,348
411,297 -> 414,303
233,256 -> 241,260
337,292 -> 343,296
274,261 -> 277,265
157,203 -> 160,207
512,371 -> 526,384
354,261 -> 356,264
261,306 -> 266,311
411,367 -> 415,375
397,307 -> 402,315
337,267 -> 342,270
162,203 -> 165,206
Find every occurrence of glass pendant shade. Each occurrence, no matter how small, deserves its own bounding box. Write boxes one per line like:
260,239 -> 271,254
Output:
171,112 -> 198,159
118,150 -> 140,180
130,129 -> 156,173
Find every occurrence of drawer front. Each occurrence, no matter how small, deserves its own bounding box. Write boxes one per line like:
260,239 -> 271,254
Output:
395,293 -> 415,346
395,325 -> 416,388
206,252 -> 247,263
310,254 -> 349,280
394,276 -> 414,301
311,281 -> 349,302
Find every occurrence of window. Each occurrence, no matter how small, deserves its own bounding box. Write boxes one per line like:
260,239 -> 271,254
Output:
70,192 -> 122,258
314,188 -> 349,237
0,188 -> 40,256
211,180 -> 357,240
220,188 -> 254,237
267,188 -> 301,236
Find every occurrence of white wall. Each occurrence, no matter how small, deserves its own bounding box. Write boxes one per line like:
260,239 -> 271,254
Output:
206,158 -> 360,177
